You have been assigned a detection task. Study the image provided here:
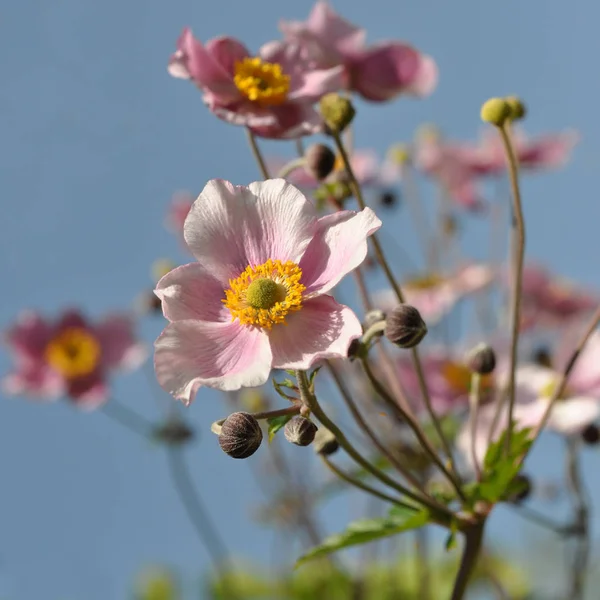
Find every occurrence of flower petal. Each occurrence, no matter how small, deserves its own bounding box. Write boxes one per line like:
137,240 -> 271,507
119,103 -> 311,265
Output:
2,364 -> 64,399
94,314 -> 147,371
205,36 -> 250,76
4,310 -> 52,362
184,179 -> 318,283
548,396 -> 600,435
155,263 -> 229,323
68,371 -> 109,411
269,295 -> 361,369
299,207 -> 381,296
154,320 -> 272,401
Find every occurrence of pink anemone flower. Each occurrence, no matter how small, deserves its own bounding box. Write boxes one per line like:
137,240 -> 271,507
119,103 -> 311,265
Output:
3,310 -> 146,410
166,191 -> 195,243
154,178 -> 380,402
279,2 -> 437,102
168,29 -> 345,139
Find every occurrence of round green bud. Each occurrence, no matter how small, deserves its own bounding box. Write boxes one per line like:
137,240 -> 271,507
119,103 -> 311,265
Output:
319,93 -> 356,134
506,96 -> 526,121
480,97 -> 511,127
246,278 -> 285,309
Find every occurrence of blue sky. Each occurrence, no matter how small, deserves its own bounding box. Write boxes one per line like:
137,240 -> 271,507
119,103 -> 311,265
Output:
1,0 -> 600,598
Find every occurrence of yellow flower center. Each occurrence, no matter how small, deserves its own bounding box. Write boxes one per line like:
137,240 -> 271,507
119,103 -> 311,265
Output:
223,259 -> 305,329
442,361 -> 493,394
333,154 -> 345,173
405,273 -> 445,290
540,376 -> 572,401
45,327 -> 101,379
233,57 -> 291,106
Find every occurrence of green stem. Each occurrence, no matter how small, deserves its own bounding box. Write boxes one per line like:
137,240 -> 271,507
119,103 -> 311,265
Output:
450,522 -> 485,600
101,399 -> 154,439
469,373 -> 483,480
498,124 -> 526,455
211,404 -> 301,435
295,369 -> 453,522
246,128 -> 270,179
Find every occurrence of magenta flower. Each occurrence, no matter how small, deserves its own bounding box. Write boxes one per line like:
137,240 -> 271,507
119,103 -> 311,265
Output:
168,29 -> 345,139
3,310 -> 146,410
166,191 -> 195,243
279,2 -> 437,102
267,149 -> 382,190
154,178 -> 380,402
517,264 -> 598,330
375,264 -> 494,326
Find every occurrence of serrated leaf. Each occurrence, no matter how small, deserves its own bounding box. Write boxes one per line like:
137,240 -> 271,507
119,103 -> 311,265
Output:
295,509 -> 430,567
267,415 -> 293,443
445,531 -> 457,551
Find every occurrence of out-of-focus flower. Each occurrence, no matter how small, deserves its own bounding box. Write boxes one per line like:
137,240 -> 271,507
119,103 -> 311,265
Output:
375,264 -> 494,326
396,347 -> 496,416
279,2 -> 437,102
168,29 -> 345,138
267,149 -> 384,189
165,191 -> 195,242
477,128 -> 579,174
154,178 -> 380,402
3,310 -> 146,409
517,264 -> 598,330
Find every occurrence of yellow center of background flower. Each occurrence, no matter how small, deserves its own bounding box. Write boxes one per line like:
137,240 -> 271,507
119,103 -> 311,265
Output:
233,57 -> 291,106
442,361 -> 493,394
223,259 -> 305,329
45,327 -> 101,378
405,273 -> 445,290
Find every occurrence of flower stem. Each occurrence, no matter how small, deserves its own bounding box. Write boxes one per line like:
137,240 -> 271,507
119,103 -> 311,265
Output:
450,521 -> 485,600
101,399 -> 154,439
276,157 -> 306,179
498,124 -> 526,455
246,128 -> 270,179
295,369 -> 453,521
211,405 -> 301,435
362,358 -> 466,503
468,373 -> 483,480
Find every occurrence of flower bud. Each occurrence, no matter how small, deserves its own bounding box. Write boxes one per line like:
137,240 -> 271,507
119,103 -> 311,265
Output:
384,304 -> 427,348
506,96 -> 526,121
284,416 -> 318,446
466,343 -> 496,375
218,412 -> 262,459
313,426 -> 339,455
379,191 -> 399,208
153,419 -> 195,445
304,143 -> 336,181
319,93 -> 356,134
136,568 -> 177,600
508,474 -> 532,503
480,97 -> 511,127
581,423 -> 600,445
532,346 -> 553,369
364,309 -> 386,329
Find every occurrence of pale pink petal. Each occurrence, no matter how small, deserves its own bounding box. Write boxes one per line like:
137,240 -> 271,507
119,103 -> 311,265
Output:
350,150 -> 380,185
2,364 -> 64,399
404,54 -> 438,97
4,310 -> 52,362
269,296 -> 361,369
288,65 -> 346,101
205,36 -> 250,76
299,207 -> 382,296
247,104 -> 324,139
94,314 -> 147,371
155,263 -> 230,323
548,397 -> 600,435
561,331 -> 600,395
154,321 -> 272,401
68,372 -> 109,411
184,179 -> 318,283
54,310 -> 88,331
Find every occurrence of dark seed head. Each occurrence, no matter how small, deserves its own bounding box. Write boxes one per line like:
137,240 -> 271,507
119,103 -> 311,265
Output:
384,304 -> 427,348
284,416 -> 318,447
218,412 -> 263,459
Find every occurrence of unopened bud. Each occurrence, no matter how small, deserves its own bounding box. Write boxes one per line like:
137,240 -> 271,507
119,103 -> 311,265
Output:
384,304 -> 427,348
466,344 -> 496,375
284,416 -> 318,446
506,96 -> 526,121
480,97 -> 511,127
218,412 -> 262,459
304,144 -> 336,181
379,191 -> 399,208
532,346 -> 553,369
313,426 -> 339,455
153,419 -> 195,446
509,474 -> 532,503
581,424 -> 600,445
136,569 -> 177,600
319,93 -> 356,134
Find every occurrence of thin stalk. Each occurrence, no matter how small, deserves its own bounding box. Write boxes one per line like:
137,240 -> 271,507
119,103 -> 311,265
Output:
277,157 -> 306,179
326,361 -> 446,510
510,504 -> 574,536
415,526 -> 431,600
498,124 -> 526,454
565,438 -> 590,600
469,373 -> 483,480
246,128 -> 270,179
450,522 -> 485,600
211,405 -> 301,435
362,358 -> 466,503
320,455 -> 415,510
101,399 -> 154,439
295,369 -> 453,521
353,267 -> 373,311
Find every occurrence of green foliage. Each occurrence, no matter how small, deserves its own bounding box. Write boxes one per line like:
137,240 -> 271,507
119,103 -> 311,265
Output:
295,507 -> 430,567
272,377 -> 297,401
267,415 -> 293,443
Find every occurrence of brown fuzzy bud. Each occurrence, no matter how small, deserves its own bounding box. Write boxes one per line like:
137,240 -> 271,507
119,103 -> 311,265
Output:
313,427 -> 339,456
218,412 -> 262,459
466,343 -> 497,375
319,93 -> 356,134
284,416 -> 318,446
384,304 -> 427,348
581,424 -> 600,445
304,143 -> 336,181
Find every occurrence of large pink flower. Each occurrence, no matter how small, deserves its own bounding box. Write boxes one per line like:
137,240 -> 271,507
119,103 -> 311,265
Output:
3,310 -> 146,410
168,29 -> 345,139
154,178 -> 380,402
279,2 -> 437,102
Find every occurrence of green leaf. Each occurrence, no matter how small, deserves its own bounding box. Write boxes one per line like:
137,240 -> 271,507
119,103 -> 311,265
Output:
444,531 -> 457,551
295,509 -> 430,567
267,415 -> 293,443
272,378 -> 297,401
